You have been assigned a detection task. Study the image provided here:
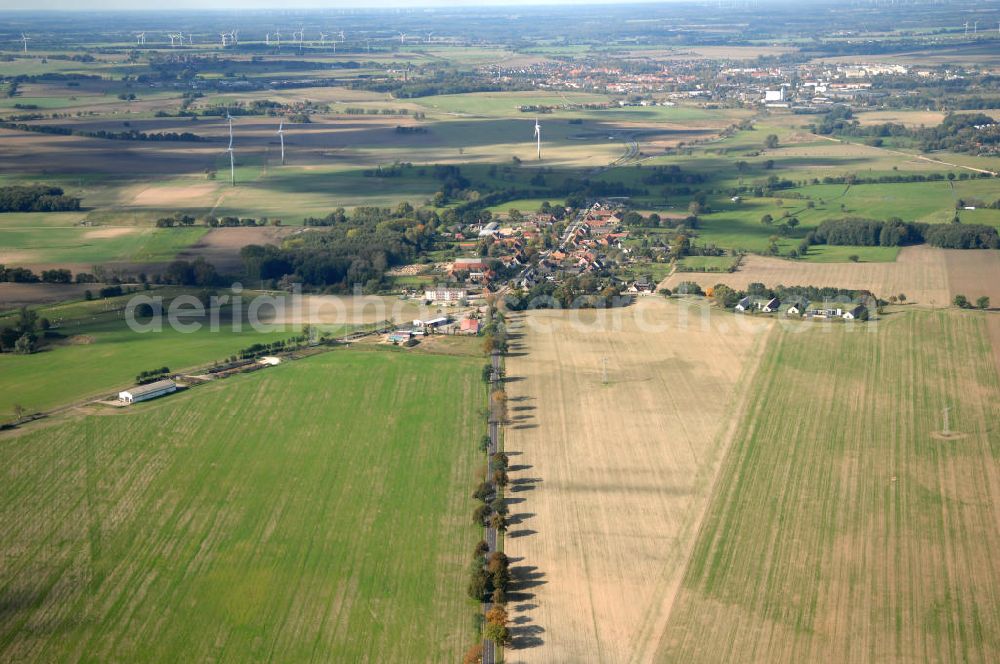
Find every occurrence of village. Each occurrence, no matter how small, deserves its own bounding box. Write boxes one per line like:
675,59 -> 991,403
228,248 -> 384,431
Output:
486,56 -> 979,115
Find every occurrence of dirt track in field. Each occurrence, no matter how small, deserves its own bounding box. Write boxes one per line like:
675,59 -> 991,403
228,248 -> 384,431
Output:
501,297 -> 772,663
664,246 -> 952,305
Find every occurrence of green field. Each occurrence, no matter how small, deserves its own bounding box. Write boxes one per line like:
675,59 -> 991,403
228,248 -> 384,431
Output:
0,225 -> 207,265
0,294 -> 326,420
686,178 -> 1000,259
659,310 -> 1000,662
0,349 -> 481,662
674,255 -> 740,271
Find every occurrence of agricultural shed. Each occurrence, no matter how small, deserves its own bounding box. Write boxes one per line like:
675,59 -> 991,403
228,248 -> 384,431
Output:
119,379 -> 177,404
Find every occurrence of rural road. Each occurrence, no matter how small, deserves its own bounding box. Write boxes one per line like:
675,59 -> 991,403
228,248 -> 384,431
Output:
482,349 -> 502,664
813,134 -> 998,176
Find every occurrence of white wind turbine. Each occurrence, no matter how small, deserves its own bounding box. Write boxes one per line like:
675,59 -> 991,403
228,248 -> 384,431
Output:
219,32 -> 229,47
398,31 -> 406,44
319,31 -> 329,44
168,33 -> 182,47
135,32 -> 146,45
19,33 -> 31,54
274,29 -> 281,46
534,118 -> 541,160
277,120 -> 285,165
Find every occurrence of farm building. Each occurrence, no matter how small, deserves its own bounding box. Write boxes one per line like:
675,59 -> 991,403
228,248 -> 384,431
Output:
119,379 -> 177,404
452,257 -> 486,272
413,316 -> 450,329
259,356 -> 282,366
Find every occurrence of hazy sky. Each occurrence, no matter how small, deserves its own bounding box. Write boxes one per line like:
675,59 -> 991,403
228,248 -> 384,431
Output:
3,0 -> 686,9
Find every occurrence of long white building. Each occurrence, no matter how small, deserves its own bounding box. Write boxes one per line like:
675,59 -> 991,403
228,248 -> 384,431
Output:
119,379 -> 177,404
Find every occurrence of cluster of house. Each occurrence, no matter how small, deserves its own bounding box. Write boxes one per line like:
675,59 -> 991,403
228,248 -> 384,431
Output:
484,60 -> 704,95
708,60 -> 967,111
513,204 -> 636,289
736,295 -> 867,320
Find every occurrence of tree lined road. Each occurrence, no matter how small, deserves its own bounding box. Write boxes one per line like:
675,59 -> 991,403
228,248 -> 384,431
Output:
482,349 -> 502,664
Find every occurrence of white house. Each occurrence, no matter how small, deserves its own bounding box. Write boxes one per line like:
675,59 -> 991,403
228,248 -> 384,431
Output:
760,297 -> 781,313
477,221 -> 500,237
627,278 -> 656,295
424,287 -> 467,303
119,379 -> 177,404
842,305 -> 867,320
785,296 -> 811,316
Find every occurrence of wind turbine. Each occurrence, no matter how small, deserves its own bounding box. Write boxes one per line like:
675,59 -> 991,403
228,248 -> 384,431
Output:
168,33 -> 181,47
277,120 -> 285,165
265,32 -> 271,46
426,32 -> 434,43
534,118 -> 541,160
274,29 -> 281,46
219,32 -> 229,47
973,20 -> 978,35
226,112 -> 236,186
135,32 -> 146,46
19,33 -> 31,54
398,31 -> 406,44
319,31 -> 329,44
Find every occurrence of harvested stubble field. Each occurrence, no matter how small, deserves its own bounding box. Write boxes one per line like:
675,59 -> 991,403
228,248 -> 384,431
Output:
174,225 -> 298,272
657,309 -> 1000,663
0,349 -> 480,662
502,297 -> 773,663
663,246 -> 953,305
943,249 -> 1000,305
